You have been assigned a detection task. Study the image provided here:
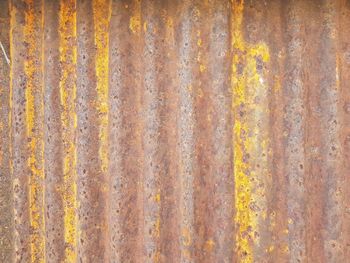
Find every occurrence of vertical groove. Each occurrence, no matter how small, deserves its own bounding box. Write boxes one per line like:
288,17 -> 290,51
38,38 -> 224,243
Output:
265,0 -> 289,261
108,0 -> 143,262
335,1 -> 350,260
58,0 -> 77,261
11,1 -> 31,261
208,1 -> 234,261
159,2 -> 181,260
43,0 -> 65,261
191,2 -> 213,262
338,0 -> 350,260
304,2 -> 326,260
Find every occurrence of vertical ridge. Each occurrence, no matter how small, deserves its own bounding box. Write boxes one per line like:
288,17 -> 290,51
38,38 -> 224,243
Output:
231,1 -> 271,262
23,0 -> 46,261
177,1 -> 197,261
58,0 -> 78,261
282,1 -> 307,261
43,0 -> 65,261
320,1 -> 345,261
92,0 -> 111,260
141,0 -> 163,261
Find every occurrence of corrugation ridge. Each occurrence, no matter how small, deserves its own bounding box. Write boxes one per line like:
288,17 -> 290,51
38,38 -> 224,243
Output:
142,1 -> 164,261
320,1 -> 344,261
282,1 -> 307,262
23,1 -> 46,261
241,1 -> 272,260
58,0 -> 78,261
177,1 -> 197,261
231,1 -> 271,262
0,0 -> 13,261
92,0 -> 111,261
107,1 -> 128,261
190,2 -> 214,262
207,1 -> 234,261
43,0 -> 65,261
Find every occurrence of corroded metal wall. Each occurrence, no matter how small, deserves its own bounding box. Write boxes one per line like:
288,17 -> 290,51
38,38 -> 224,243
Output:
1,0 -> 350,262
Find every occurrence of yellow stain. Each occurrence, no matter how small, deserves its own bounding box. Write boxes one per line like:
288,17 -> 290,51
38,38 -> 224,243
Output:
154,218 -> 160,238
59,0 -> 77,261
197,38 -> 202,47
205,239 -> 215,251
92,5 -> 110,260
274,75 -> 281,92
129,2 -> 141,35
231,1 -> 270,262
155,193 -> 161,203
93,0 -> 111,175
24,0 -> 45,262
267,245 -> 274,253
182,228 -> 192,247
282,244 -> 290,253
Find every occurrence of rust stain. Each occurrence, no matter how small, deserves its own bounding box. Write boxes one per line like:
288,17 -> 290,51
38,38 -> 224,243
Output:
2,0 -> 350,262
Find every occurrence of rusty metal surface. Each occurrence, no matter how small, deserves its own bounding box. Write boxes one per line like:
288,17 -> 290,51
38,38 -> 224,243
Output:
1,0 -> 350,262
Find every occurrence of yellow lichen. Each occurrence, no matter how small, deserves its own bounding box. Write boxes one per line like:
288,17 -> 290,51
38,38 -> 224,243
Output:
24,0 -> 45,261
231,1 -> 270,262
58,0 -> 77,261
205,239 -> 215,251
129,3 -> 141,35
182,228 -> 192,247
93,0 -> 111,175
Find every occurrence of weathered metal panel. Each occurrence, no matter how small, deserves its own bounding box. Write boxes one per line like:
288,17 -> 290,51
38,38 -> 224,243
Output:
1,0 -> 350,262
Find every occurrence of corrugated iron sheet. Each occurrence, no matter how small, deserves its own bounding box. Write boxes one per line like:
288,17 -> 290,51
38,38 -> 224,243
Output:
1,0 -> 350,262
